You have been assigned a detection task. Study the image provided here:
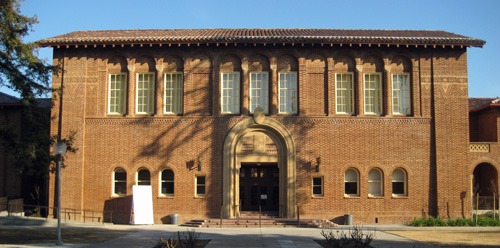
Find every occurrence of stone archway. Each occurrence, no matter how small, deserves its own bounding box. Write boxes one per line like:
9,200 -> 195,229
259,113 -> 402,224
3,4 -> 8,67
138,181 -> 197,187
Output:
222,108 -> 296,219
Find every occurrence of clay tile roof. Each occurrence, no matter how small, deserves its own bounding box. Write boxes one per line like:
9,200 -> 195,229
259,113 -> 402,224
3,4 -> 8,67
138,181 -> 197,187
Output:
469,97 -> 500,112
0,92 -> 21,105
37,28 -> 486,47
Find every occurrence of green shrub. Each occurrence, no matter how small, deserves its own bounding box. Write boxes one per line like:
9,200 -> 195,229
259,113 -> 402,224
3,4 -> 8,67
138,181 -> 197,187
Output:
455,218 -> 470,226
446,219 -> 456,226
411,216 -> 500,227
474,216 -> 500,226
411,218 -> 425,227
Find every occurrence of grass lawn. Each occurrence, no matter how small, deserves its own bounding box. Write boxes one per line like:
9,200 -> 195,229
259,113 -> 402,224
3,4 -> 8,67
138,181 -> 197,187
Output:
386,229 -> 500,247
0,227 -> 132,244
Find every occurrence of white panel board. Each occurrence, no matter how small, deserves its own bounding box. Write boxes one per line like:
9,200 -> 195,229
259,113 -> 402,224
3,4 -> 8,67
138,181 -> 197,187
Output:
132,185 -> 154,225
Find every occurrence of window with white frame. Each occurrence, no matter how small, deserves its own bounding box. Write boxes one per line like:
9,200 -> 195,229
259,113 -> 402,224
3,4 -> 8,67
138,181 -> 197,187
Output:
368,168 -> 383,196
344,168 -> 359,196
164,72 -> 183,114
108,73 -> 127,115
278,72 -> 297,114
221,72 -> 240,114
392,74 -> 410,115
312,176 -> 323,197
364,73 -> 382,114
160,169 -> 174,196
392,168 -> 407,196
336,73 -> 354,114
113,168 -> 127,197
137,169 -> 150,185
250,72 -> 269,114
136,73 -> 155,114
195,175 -> 206,197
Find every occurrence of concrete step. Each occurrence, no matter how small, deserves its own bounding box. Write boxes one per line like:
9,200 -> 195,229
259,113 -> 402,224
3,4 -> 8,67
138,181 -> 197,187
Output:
181,217 -> 338,228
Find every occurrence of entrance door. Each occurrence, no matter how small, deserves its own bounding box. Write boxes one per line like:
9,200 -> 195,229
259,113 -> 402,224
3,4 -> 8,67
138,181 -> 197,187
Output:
240,164 -> 279,211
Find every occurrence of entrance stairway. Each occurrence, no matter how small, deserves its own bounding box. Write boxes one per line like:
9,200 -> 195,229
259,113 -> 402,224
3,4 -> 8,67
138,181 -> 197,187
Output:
181,211 -> 337,228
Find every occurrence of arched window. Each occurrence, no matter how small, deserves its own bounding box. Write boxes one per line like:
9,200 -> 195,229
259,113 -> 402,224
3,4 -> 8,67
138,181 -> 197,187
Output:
344,168 -> 359,196
161,169 -> 174,196
137,169 -> 151,185
368,168 -> 383,196
392,168 -> 407,196
113,168 -> 127,196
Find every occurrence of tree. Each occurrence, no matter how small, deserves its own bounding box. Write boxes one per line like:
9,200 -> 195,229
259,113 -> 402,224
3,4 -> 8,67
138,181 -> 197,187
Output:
0,0 -> 75,206
0,0 -> 54,97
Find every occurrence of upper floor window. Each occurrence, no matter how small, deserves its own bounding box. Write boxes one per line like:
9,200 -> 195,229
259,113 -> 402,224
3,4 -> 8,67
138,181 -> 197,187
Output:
364,73 -> 382,115
368,168 -> 383,197
336,73 -> 354,114
249,72 -> 269,114
108,73 -> 127,115
221,72 -> 240,114
392,74 -> 410,115
136,73 -> 155,114
392,168 -> 407,196
344,168 -> 359,197
113,168 -> 127,197
164,72 -> 183,114
278,72 -> 297,114
160,169 -> 174,196
137,169 -> 151,185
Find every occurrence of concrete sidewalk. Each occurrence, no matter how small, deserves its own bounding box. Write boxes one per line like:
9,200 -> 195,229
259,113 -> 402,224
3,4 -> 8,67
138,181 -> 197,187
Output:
0,223 -> 438,248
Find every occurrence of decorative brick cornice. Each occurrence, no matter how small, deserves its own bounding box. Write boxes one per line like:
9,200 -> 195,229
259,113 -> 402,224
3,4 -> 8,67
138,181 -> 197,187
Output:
85,116 -> 431,125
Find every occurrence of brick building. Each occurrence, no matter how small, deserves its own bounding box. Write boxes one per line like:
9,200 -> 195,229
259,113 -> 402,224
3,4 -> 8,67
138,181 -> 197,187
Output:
0,92 -> 51,210
37,29 -> 497,224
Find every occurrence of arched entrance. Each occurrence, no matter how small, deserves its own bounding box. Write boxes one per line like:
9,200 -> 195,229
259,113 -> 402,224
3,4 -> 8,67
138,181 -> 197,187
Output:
222,108 -> 296,218
472,163 -> 499,211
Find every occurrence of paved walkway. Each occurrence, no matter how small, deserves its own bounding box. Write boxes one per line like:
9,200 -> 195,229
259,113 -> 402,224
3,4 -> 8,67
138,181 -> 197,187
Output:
0,222 -> 440,248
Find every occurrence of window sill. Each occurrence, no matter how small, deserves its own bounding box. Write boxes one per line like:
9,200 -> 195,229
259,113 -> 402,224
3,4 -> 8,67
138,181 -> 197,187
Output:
344,195 -> 360,199
335,113 -> 355,116
391,195 -> 408,199
194,195 -> 206,199
158,195 -> 175,199
368,196 -> 384,199
110,194 -> 126,198
312,195 -> 324,199
107,113 -> 127,117
359,114 -> 384,117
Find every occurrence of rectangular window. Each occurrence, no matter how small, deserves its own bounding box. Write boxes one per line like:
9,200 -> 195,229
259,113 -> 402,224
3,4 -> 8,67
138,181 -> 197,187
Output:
250,72 -> 269,114
336,73 -> 354,114
364,73 -> 382,114
195,175 -> 206,197
278,72 -> 297,114
136,73 -> 155,114
108,73 -> 127,115
392,74 -> 410,115
164,72 -> 183,114
221,72 -> 240,114
312,176 -> 323,197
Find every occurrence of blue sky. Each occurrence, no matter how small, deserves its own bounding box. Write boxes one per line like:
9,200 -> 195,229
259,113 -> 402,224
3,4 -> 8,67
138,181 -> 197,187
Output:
5,0 -> 499,97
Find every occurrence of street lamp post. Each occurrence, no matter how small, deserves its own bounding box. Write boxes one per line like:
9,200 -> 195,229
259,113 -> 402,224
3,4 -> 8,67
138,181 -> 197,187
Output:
54,142 -> 66,246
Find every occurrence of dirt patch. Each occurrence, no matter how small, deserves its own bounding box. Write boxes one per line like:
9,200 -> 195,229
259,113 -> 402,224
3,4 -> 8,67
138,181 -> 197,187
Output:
0,227 -> 132,244
386,229 -> 500,247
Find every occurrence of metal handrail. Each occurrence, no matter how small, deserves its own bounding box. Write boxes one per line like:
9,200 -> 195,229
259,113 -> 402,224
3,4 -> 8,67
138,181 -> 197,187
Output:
7,204 -> 113,224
